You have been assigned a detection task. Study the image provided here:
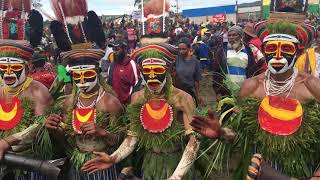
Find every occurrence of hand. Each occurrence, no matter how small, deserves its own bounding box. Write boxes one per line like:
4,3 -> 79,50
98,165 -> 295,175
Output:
166,176 -> 182,180
81,152 -> 116,174
191,110 -> 222,139
45,114 -> 63,130
80,122 -> 106,136
0,140 -> 10,160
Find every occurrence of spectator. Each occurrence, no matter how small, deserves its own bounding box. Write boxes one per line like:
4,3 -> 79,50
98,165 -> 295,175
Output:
222,27 -> 229,55
30,53 -> 55,89
107,39 -> 141,105
176,37 -> 202,106
193,37 -> 210,74
127,24 -> 136,52
243,22 -> 267,73
225,25 -> 260,85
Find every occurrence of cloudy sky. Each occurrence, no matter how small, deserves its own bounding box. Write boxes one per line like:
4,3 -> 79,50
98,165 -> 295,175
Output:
40,0 -> 258,19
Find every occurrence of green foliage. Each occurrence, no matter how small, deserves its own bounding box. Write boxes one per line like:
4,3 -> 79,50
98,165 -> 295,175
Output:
267,22 -> 298,37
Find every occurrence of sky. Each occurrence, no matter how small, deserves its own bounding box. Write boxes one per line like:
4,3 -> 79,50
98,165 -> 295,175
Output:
40,0 -> 258,19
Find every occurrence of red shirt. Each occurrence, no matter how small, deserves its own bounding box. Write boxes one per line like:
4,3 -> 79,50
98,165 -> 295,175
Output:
109,58 -> 140,105
31,70 -> 55,89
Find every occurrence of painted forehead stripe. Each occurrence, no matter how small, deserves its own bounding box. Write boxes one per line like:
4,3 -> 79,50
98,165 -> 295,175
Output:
67,65 -> 96,71
0,57 -> 25,64
142,58 -> 167,66
263,34 -> 299,43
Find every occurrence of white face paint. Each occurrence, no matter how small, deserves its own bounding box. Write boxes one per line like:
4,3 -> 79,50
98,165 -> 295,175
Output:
2,68 -> 27,88
267,55 -> 296,74
0,57 -> 27,88
69,65 -> 99,93
76,77 -> 98,93
143,77 -> 167,95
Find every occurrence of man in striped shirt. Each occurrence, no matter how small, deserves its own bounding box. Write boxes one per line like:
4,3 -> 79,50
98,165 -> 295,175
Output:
226,26 -> 259,85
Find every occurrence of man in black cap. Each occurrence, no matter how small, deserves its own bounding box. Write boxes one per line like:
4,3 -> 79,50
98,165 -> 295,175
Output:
107,39 -> 141,105
30,53 -> 55,89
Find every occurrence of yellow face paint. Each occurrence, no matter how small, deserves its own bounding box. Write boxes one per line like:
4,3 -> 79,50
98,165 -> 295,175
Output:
265,40 -> 297,58
142,65 -> 166,79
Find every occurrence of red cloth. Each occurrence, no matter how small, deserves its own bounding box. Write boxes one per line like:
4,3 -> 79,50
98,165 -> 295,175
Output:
249,37 -> 267,72
31,70 -> 55,89
111,59 -> 140,105
249,38 -> 262,51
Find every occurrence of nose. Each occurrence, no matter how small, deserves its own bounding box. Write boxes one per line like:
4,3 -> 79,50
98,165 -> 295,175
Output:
80,75 -> 85,84
148,70 -> 156,79
7,66 -> 12,74
274,42 -> 282,60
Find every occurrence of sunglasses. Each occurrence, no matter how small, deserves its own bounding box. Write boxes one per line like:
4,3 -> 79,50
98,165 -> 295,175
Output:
0,63 -> 25,73
71,70 -> 97,80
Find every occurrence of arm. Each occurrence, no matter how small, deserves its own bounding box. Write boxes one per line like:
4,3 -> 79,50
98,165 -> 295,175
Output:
169,91 -> 200,178
110,134 -> 137,163
170,135 -> 199,179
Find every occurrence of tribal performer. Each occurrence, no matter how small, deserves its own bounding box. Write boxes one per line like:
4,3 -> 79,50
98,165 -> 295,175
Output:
82,1 -> 200,179
191,11 -> 320,180
46,0 -> 125,179
82,43 -> 200,180
0,1 -> 55,179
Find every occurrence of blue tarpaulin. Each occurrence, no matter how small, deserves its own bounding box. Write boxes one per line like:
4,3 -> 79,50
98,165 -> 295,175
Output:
182,5 -> 236,17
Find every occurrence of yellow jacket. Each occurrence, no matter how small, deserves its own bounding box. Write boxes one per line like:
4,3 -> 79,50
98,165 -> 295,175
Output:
296,48 -> 316,76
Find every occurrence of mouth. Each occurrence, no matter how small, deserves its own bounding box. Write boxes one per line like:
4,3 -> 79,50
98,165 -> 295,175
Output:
271,62 -> 285,68
147,81 -> 161,90
4,76 -> 17,85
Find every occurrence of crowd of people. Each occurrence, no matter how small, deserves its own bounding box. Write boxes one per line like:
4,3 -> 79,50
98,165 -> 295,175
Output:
0,0 -> 320,180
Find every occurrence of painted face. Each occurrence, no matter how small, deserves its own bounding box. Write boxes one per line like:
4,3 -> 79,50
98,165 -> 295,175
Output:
0,57 -> 27,88
69,65 -> 98,93
142,64 -> 167,94
264,40 -> 297,74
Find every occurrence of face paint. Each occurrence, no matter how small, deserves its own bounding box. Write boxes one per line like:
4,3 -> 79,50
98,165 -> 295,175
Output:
264,40 -> 297,74
142,64 -> 167,94
71,69 -> 98,92
0,57 -> 27,88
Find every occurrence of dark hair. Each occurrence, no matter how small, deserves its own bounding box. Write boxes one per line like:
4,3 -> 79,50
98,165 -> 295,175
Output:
178,37 -> 191,48
32,58 -> 45,68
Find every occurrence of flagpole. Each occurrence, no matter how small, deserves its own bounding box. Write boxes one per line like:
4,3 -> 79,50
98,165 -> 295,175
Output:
141,0 -> 145,35
236,0 -> 238,24
163,0 -> 166,32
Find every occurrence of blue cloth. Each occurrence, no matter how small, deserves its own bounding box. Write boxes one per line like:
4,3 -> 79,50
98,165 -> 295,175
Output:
196,43 -> 209,60
227,66 -> 246,75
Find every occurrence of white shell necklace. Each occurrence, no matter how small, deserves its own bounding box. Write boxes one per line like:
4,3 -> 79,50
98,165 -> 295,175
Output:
264,68 -> 298,97
77,88 -> 105,108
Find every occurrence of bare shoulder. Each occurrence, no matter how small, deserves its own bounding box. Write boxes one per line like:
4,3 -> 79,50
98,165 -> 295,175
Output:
29,80 -> 52,103
131,89 -> 144,103
99,92 -> 123,113
239,74 -> 263,98
303,73 -> 320,101
172,87 -> 193,102
171,87 -> 195,111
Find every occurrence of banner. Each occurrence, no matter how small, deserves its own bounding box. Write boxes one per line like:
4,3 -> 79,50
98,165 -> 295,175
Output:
212,14 -> 226,24
132,10 -> 142,20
